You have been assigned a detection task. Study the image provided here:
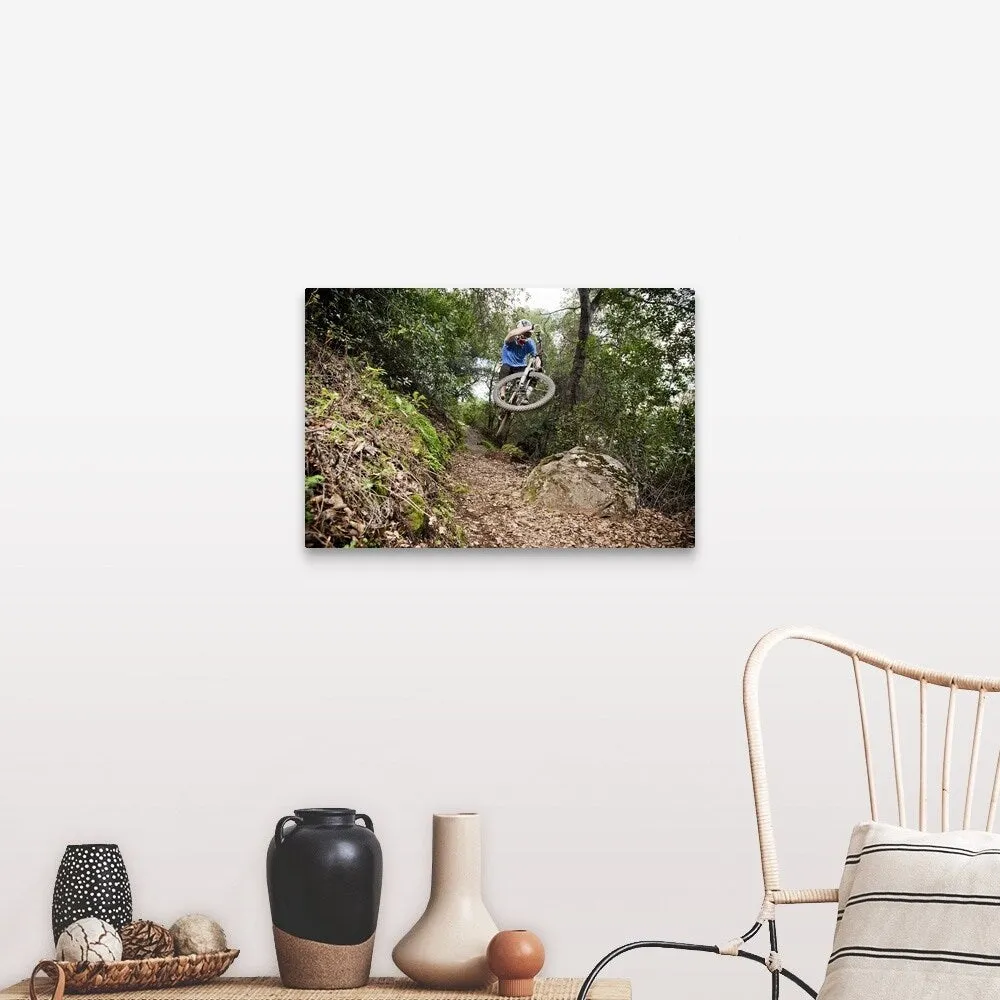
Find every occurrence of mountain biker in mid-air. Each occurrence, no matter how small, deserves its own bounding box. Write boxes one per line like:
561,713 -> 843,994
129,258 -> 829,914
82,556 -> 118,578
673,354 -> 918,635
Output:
498,320 -> 540,400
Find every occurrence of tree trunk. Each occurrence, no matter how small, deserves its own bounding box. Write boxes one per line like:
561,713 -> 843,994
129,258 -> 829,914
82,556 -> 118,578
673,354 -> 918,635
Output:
563,287 -> 591,409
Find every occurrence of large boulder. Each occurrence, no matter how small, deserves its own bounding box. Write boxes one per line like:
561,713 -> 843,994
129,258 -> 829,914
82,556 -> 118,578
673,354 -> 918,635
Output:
522,447 -> 639,519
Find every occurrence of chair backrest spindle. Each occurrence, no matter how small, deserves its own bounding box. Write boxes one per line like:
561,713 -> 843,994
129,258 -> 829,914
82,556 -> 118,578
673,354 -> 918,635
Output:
852,652 -> 879,822
885,667 -> 906,827
943,683 -> 957,831
919,678 -> 928,831
987,751 -> 1000,832
964,689 -> 987,830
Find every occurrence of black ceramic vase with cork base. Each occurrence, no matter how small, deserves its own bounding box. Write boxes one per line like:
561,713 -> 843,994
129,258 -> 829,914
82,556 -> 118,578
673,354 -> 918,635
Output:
267,808 -> 382,989
52,844 -> 133,943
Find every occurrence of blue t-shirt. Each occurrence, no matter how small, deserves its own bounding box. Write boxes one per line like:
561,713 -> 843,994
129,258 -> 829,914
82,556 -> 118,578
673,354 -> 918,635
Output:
501,337 -> 537,368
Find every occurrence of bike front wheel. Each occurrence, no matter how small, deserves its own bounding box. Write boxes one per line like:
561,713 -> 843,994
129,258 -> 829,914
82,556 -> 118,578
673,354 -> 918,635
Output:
492,371 -> 557,412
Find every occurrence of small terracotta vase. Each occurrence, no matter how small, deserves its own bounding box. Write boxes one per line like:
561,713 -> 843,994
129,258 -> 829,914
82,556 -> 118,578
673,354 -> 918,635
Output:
392,813 -> 499,989
487,930 -> 545,997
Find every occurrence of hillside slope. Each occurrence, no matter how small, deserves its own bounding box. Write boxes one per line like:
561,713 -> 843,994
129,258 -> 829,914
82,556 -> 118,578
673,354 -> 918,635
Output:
305,350 -> 463,547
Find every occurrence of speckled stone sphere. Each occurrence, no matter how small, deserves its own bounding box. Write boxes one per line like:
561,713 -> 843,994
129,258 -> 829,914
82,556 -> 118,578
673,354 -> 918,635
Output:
170,914 -> 227,955
56,917 -> 124,963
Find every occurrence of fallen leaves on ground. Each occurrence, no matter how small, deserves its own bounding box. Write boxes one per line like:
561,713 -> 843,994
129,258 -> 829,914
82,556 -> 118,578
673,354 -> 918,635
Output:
449,448 -> 694,549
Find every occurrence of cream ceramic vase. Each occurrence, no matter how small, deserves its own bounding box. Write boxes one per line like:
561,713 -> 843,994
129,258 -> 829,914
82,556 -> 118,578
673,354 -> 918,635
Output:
392,813 -> 499,988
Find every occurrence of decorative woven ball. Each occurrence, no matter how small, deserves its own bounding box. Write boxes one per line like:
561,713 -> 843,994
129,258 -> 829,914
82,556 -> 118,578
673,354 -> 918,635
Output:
120,919 -> 174,959
169,914 -> 227,955
55,917 -> 123,963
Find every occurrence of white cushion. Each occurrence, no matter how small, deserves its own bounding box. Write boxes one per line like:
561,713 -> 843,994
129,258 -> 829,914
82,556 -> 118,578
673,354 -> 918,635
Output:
818,821 -> 1000,999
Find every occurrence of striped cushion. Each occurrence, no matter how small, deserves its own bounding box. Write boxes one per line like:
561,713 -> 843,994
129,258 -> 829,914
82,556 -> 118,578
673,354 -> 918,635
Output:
818,821 -> 1000,999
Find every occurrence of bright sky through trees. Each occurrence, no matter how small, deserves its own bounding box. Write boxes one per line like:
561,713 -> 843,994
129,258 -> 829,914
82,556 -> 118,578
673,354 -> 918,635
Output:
522,288 -> 569,314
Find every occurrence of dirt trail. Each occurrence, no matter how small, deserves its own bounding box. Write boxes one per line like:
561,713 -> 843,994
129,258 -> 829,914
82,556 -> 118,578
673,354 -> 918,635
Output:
450,430 -> 693,549
462,425 -> 491,455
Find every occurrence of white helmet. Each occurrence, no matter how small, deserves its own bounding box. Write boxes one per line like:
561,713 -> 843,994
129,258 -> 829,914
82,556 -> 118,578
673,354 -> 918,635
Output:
516,319 -> 534,330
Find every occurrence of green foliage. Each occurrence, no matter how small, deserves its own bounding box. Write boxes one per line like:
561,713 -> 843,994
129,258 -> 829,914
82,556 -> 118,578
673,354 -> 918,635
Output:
456,397 -> 492,434
305,287 -> 518,414
407,408 -> 450,471
355,364 -> 454,472
600,288 -> 695,399
405,493 -> 427,535
500,443 -> 526,462
304,474 -> 324,524
312,387 -> 340,417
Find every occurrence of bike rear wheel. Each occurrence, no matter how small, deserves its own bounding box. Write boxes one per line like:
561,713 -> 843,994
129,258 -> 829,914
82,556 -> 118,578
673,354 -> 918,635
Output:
492,371 -> 556,412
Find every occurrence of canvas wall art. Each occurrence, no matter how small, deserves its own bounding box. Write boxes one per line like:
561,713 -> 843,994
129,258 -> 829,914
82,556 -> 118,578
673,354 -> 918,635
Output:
305,288 -> 694,549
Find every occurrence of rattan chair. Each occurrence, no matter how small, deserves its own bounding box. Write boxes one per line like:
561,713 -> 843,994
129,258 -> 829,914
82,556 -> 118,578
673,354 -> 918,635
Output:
577,625 -> 1000,1000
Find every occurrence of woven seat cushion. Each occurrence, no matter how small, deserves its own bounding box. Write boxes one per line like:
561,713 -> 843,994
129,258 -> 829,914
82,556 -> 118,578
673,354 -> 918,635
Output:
818,821 -> 1000,999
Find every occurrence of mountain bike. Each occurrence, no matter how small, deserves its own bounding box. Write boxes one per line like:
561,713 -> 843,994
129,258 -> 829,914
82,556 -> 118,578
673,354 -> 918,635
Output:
486,329 -> 557,441
490,357 -> 556,441
491,361 -> 557,413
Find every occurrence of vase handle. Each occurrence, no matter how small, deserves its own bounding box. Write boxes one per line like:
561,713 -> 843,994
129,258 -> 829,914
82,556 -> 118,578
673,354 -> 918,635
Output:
30,962 -> 65,1000
356,813 -> 374,831
274,815 -> 302,845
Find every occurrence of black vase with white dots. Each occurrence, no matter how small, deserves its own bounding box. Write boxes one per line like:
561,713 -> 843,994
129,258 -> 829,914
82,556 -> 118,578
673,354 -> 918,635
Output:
52,844 -> 133,944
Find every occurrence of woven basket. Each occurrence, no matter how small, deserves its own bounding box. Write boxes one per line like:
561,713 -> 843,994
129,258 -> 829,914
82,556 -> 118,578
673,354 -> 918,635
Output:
30,951 -> 239,996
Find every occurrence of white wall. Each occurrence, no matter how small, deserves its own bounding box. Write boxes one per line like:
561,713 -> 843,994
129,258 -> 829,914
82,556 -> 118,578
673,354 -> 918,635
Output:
2,3 -> 999,996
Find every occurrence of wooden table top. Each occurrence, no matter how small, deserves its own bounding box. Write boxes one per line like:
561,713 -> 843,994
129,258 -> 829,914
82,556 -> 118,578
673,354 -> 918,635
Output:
1,976 -> 630,1000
